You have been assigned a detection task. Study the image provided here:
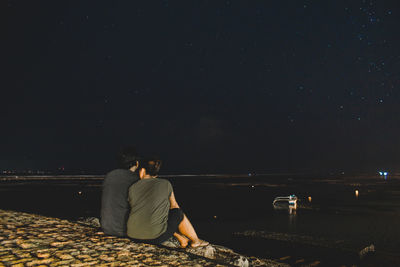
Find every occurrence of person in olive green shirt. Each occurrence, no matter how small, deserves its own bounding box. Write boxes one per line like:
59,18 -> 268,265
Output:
127,159 -> 209,248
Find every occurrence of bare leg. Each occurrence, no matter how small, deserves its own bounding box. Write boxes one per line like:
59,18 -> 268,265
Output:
169,192 -> 208,247
173,232 -> 189,248
178,214 -> 209,247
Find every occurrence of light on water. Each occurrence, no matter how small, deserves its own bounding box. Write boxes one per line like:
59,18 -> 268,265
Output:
289,206 -> 296,215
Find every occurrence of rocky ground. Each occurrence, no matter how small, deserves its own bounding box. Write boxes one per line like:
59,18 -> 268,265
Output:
0,209 -> 287,267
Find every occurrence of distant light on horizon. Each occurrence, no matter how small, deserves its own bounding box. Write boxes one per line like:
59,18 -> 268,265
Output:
378,171 -> 388,180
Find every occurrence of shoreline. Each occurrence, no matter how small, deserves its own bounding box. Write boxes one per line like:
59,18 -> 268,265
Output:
0,209 -> 286,267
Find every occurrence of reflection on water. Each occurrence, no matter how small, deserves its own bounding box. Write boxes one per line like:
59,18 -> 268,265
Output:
288,206 -> 297,215
288,207 -> 297,230
273,202 -> 298,214
378,171 -> 388,180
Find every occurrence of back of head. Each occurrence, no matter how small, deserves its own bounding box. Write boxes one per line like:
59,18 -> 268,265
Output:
140,158 -> 162,176
117,146 -> 139,169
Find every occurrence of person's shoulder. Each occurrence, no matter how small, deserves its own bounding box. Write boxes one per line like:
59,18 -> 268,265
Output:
104,169 -> 138,181
105,168 -> 127,177
156,178 -> 172,186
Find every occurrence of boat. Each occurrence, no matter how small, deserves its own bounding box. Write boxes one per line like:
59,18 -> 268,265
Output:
272,195 -> 298,209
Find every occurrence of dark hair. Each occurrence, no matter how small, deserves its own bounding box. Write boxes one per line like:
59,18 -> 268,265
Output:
117,146 -> 139,169
140,158 -> 162,176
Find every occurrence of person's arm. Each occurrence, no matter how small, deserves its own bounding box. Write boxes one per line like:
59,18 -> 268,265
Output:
169,191 -> 180,209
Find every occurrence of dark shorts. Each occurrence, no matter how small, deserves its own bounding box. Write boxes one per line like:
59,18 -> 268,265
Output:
130,208 -> 184,245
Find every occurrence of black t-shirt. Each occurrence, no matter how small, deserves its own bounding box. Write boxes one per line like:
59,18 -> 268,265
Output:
101,169 -> 139,237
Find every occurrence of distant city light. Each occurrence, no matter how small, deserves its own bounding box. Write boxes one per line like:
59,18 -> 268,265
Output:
378,171 -> 389,180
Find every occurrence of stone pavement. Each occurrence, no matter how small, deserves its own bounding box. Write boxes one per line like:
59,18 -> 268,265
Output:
0,210 -> 287,267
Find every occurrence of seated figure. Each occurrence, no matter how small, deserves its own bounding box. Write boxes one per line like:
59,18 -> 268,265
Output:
127,158 -> 209,248
100,147 -> 139,237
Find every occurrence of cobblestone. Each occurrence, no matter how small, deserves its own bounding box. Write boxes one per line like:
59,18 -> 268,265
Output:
0,209 -> 286,266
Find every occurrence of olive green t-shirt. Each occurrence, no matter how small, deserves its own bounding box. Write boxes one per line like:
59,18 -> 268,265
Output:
127,178 -> 173,239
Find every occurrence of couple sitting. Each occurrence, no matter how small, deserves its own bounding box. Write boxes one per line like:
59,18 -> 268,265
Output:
100,147 -> 208,248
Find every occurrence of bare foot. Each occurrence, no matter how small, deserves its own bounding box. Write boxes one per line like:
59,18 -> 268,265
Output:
174,233 -> 189,248
190,239 -> 209,248
179,239 -> 189,248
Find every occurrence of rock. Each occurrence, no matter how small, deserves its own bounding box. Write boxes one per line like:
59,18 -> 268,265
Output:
116,250 -> 131,261
308,260 -> 321,266
55,253 -> 74,260
98,254 -> 115,261
36,252 -> 51,258
25,258 -> 54,266
17,242 -> 35,249
234,255 -> 250,267
359,244 -> 375,259
185,244 -> 216,258
76,217 -> 100,228
9,258 -> 31,265
50,241 -> 72,248
49,259 -> 74,266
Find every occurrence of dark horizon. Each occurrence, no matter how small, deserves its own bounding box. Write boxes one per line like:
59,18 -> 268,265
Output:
2,1 -> 400,174
0,158 -> 396,176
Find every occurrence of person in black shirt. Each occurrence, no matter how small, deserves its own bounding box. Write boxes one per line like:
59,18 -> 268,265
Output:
101,147 -> 140,237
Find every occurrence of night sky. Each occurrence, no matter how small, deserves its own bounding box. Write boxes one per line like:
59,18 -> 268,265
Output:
2,1 -> 400,173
